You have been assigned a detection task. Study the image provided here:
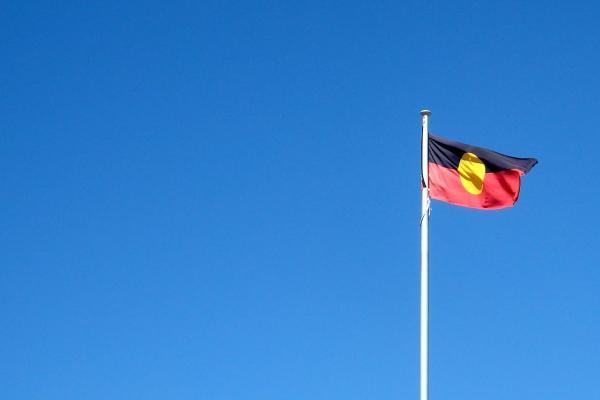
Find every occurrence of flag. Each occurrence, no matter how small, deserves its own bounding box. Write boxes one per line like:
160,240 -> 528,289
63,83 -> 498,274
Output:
428,134 -> 537,209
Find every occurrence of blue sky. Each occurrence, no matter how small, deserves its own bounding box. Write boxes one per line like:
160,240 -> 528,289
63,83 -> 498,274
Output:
2,1 -> 599,399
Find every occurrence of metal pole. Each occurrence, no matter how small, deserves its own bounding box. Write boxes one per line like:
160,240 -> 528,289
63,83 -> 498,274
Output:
420,109 -> 431,400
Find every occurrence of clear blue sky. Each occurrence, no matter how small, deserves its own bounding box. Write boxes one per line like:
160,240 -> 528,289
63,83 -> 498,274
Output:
2,1 -> 599,399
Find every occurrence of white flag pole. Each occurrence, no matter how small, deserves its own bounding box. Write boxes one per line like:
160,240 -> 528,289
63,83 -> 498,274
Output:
420,109 -> 431,400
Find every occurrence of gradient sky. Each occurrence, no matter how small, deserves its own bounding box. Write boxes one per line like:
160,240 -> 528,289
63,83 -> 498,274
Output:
2,1 -> 599,399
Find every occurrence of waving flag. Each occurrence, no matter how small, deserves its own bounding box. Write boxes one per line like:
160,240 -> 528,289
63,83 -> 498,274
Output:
428,134 -> 537,209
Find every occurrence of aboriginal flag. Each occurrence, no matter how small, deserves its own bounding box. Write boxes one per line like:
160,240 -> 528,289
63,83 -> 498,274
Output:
428,134 -> 537,209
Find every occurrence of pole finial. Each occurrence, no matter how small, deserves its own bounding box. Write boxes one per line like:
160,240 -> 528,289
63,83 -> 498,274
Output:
420,109 -> 432,116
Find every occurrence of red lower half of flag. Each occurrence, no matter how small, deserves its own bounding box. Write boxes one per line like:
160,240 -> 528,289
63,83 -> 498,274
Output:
428,162 -> 522,209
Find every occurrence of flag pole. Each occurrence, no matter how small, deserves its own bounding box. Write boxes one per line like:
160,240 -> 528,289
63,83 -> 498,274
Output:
420,109 -> 431,400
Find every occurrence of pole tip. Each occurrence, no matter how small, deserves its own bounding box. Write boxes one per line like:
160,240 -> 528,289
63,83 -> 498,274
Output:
420,109 -> 432,116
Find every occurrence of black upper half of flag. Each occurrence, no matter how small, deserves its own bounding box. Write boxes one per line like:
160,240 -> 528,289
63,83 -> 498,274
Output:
428,133 -> 538,173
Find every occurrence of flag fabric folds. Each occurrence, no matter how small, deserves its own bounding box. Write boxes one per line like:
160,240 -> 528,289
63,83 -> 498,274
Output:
428,134 -> 537,209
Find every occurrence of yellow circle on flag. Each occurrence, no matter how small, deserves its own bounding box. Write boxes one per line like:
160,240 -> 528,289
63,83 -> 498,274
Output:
458,152 -> 485,195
